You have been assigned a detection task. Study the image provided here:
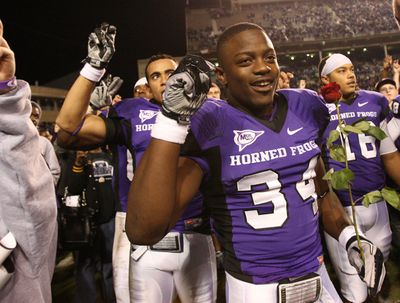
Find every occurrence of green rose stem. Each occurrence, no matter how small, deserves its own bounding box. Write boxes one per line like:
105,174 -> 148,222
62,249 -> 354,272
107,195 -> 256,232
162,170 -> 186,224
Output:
335,101 -> 365,263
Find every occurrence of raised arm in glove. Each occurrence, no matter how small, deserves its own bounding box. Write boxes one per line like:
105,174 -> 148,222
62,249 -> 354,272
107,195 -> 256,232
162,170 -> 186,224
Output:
56,23 -> 117,149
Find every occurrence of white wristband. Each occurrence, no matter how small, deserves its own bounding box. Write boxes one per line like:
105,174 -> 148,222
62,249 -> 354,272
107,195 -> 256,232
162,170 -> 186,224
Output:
80,63 -> 106,82
338,225 -> 365,248
151,113 -> 189,144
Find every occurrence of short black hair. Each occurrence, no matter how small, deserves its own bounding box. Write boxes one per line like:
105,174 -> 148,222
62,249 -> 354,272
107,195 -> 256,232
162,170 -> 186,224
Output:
217,22 -> 265,67
318,55 -> 330,77
145,54 -> 175,80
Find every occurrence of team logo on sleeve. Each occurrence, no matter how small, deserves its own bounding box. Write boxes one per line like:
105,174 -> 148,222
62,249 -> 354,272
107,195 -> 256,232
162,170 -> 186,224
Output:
139,110 -> 158,123
233,130 -> 264,152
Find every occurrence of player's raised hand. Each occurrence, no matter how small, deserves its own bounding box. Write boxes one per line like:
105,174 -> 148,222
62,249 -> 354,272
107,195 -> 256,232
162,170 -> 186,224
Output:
162,54 -> 215,125
84,22 -> 116,69
0,20 -> 16,82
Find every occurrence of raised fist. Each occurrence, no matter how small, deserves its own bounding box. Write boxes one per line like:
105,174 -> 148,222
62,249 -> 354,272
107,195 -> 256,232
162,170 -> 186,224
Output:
162,54 -> 215,124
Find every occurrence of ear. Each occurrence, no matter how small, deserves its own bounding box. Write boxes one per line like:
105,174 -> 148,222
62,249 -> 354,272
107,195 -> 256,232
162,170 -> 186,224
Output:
320,75 -> 329,85
215,67 -> 227,86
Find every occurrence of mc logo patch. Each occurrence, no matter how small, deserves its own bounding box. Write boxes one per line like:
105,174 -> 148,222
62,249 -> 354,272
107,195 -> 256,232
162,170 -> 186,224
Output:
139,110 -> 158,123
233,129 -> 264,152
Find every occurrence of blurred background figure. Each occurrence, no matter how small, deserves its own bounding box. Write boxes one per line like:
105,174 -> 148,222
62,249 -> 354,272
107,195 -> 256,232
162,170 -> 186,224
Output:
207,81 -> 221,99
375,78 -> 399,108
62,148 -> 116,303
298,79 -> 307,89
278,65 -> 294,89
30,100 -> 60,186
133,77 -> 153,99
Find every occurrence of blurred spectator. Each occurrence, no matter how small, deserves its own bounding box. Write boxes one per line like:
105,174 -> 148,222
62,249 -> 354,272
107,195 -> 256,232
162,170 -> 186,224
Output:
133,77 -> 153,99
207,82 -> 221,99
39,127 -> 54,142
375,78 -> 398,108
187,0 -> 398,53
63,149 -> 116,303
299,79 -> 307,89
278,66 -> 295,89
30,101 -> 60,185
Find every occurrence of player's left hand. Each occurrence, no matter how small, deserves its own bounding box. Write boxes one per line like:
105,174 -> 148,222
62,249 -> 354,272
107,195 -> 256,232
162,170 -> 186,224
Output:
84,22 -> 116,69
346,236 -> 385,297
162,54 -> 215,124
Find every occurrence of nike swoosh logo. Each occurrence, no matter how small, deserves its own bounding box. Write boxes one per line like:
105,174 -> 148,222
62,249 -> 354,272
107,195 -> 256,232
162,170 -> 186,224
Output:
358,102 -> 368,107
287,127 -> 303,135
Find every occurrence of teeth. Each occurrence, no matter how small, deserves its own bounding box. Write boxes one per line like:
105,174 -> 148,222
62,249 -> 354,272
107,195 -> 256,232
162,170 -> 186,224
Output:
254,81 -> 271,86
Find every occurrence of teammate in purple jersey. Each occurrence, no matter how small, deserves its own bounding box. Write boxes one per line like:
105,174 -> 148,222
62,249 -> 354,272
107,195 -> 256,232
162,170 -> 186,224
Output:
127,22 -> 385,302
56,25 -> 216,303
319,53 -> 400,302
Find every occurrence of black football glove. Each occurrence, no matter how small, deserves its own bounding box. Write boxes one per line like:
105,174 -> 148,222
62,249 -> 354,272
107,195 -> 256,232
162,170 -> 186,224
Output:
346,235 -> 385,297
162,54 -> 215,125
84,22 -> 116,69
90,74 -> 123,109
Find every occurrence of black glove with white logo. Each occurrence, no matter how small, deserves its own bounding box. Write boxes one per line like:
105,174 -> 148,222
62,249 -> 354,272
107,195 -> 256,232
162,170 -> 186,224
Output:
346,235 -> 385,297
84,22 -> 116,69
90,74 -> 123,109
162,54 -> 215,125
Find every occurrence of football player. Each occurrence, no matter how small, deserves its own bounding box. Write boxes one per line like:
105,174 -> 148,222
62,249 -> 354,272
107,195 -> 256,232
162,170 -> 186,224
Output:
126,23 -> 385,302
56,25 -> 216,303
319,53 -> 400,302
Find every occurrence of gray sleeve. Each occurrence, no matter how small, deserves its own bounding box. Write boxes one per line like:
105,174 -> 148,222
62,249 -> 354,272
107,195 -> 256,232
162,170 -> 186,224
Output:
0,81 -> 57,276
40,137 -> 61,185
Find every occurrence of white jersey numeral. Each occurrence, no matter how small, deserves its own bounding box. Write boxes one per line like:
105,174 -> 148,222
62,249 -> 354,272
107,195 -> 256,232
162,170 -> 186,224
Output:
237,157 -> 318,230
341,122 -> 377,161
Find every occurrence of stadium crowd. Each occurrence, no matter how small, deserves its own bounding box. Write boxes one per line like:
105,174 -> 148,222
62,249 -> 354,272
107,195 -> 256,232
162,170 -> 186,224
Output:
187,0 -> 398,53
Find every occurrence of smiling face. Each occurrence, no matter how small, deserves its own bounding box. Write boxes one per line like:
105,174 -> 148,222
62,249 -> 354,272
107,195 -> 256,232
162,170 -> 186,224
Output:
216,28 -> 279,118
321,63 -> 357,98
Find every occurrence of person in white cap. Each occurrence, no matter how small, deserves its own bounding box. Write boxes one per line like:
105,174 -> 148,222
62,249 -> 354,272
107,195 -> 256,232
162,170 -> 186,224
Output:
133,76 -> 153,100
319,53 -> 400,302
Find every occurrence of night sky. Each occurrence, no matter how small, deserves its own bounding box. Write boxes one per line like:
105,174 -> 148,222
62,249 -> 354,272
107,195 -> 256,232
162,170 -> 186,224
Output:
2,0 -> 187,97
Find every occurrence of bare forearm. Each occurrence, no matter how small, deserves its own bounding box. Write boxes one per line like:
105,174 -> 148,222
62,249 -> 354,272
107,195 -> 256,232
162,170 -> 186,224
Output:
56,76 -> 95,133
126,139 -> 182,244
383,151 -> 400,186
319,192 -> 352,240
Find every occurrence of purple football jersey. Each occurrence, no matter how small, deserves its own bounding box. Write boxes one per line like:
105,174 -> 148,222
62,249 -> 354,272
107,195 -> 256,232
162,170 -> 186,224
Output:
106,98 -> 209,233
321,90 -> 390,206
182,89 -> 329,284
